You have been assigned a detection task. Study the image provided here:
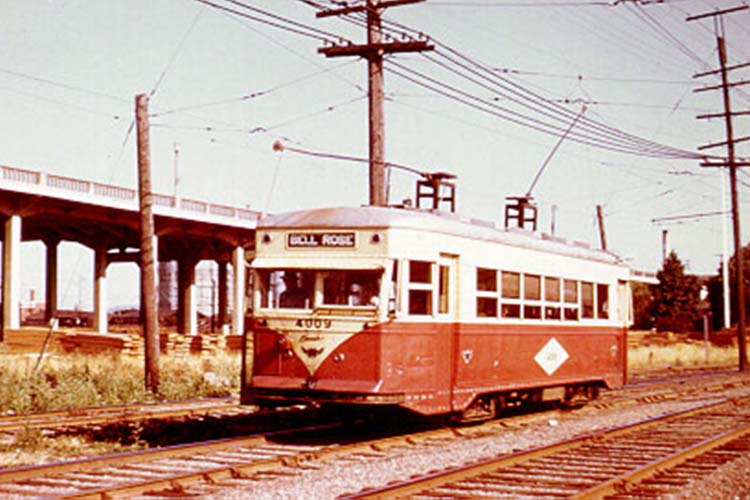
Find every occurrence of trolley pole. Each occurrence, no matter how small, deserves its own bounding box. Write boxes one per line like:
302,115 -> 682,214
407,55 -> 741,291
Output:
135,93 -> 160,391
317,0 -> 433,206
689,4 -> 750,372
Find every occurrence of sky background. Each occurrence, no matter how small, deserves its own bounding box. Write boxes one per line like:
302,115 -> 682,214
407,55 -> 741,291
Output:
2,0 -> 749,310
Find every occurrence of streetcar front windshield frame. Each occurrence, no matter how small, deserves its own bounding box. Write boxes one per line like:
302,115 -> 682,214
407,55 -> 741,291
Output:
256,268 -> 382,311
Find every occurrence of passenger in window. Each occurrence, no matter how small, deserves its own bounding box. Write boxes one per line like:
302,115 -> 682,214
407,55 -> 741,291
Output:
348,283 -> 362,305
280,272 -> 308,308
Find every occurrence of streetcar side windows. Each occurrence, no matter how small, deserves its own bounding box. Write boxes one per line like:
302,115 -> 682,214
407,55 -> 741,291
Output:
597,283 -> 609,319
581,282 -> 595,318
408,260 -> 433,315
472,268 -> 611,322
564,279 -> 579,320
476,268 -> 498,318
544,277 -> 561,320
523,274 -> 542,319
501,271 -> 521,319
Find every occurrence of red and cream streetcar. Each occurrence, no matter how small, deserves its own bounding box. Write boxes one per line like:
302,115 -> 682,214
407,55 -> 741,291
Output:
242,202 -> 634,421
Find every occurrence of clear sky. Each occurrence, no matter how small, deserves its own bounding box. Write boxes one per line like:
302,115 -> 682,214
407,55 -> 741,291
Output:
2,0 -> 749,309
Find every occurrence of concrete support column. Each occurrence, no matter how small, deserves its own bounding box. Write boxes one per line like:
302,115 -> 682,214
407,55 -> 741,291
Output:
177,256 -> 197,335
232,247 -> 246,335
217,260 -> 229,333
3,215 -> 21,330
44,239 -> 59,324
93,246 -> 108,333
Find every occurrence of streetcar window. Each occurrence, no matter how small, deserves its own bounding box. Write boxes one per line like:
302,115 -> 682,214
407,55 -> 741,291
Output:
581,282 -> 594,318
543,277 -> 561,320
408,260 -> 433,316
545,306 -> 561,320
409,290 -> 432,315
476,268 -> 498,318
477,268 -> 497,291
563,280 -> 578,303
260,270 -> 315,309
502,303 -> 520,318
564,307 -> 578,321
597,284 -> 609,319
322,270 -> 380,307
501,272 -> 520,298
524,274 -> 541,301
477,297 -> 498,318
545,277 -> 560,301
409,260 -> 432,284
524,305 -> 542,319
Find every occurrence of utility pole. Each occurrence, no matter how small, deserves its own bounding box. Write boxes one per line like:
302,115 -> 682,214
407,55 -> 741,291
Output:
135,93 -> 160,391
596,205 -> 607,251
688,4 -> 750,372
316,0 -> 433,206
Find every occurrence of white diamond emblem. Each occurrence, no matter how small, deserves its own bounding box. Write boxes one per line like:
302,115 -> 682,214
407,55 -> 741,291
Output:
534,338 -> 569,376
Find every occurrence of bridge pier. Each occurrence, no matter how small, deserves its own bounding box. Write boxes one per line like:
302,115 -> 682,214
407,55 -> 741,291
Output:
232,246 -> 246,336
93,245 -> 108,333
177,255 -> 198,335
217,260 -> 228,333
3,215 -> 21,330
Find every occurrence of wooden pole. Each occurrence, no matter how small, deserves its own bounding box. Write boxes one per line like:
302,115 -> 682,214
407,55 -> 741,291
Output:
136,93 -> 160,392
717,36 -> 748,371
367,0 -> 386,206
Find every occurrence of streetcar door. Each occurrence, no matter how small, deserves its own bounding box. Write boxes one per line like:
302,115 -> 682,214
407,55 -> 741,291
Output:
437,255 -> 462,412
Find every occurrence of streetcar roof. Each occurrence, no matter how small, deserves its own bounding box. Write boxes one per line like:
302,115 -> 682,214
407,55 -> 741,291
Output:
258,206 -> 625,266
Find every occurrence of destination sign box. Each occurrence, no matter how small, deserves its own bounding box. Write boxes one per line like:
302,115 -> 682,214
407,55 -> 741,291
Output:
287,232 -> 356,248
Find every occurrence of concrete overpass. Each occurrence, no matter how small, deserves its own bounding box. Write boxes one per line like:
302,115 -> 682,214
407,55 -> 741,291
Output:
0,164 -> 258,339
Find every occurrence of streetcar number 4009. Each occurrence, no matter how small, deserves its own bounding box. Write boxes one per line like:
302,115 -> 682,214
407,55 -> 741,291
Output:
295,318 -> 332,329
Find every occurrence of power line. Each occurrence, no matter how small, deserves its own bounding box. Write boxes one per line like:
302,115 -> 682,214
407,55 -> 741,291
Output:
194,0 -> 346,43
493,67 -> 692,85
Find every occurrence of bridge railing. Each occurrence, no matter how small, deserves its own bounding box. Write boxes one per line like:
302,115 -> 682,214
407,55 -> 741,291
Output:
0,164 -> 258,224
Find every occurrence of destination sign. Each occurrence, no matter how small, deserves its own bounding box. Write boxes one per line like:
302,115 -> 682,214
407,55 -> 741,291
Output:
287,232 -> 356,248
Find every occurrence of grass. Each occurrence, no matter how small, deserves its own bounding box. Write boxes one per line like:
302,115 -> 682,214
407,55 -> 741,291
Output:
628,342 -> 741,371
0,352 -> 241,416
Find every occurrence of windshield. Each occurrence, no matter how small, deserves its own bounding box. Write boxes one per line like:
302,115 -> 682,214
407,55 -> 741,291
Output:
257,269 -> 381,310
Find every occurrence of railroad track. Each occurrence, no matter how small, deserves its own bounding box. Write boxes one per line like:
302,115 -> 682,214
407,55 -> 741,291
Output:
345,397 -> 750,499
0,398 -> 242,435
1,372 -> 748,498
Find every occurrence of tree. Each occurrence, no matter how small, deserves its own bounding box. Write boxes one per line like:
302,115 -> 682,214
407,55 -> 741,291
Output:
649,251 -> 701,333
631,282 -> 655,330
708,243 -> 750,329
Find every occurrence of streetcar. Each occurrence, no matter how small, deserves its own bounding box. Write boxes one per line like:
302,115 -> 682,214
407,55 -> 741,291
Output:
241,204 -> 633,421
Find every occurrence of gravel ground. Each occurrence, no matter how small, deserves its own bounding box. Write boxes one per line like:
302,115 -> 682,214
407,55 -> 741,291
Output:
206,387 -> 750,499
671,455 -> 750,500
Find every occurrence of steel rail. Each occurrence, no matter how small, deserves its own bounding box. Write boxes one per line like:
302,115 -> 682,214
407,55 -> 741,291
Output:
0,422 -> 340,485
345,397 -> 750,499
0,398 -> 240,434
573,423 -> 750,498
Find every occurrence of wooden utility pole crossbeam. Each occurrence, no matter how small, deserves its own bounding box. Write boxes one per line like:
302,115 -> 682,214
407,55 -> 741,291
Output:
319,41 -> 433,58
316,0 -> 433,206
